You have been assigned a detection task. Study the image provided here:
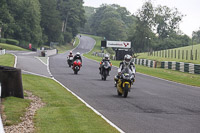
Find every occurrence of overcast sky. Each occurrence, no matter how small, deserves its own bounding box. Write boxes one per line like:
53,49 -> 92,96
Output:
83,0 -> 200,37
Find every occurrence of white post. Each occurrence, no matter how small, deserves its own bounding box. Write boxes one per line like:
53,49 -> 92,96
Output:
0,82 -> 5,133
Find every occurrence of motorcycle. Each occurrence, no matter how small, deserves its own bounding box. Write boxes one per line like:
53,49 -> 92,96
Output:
67,56 -> 73,67
72,59 -> 82,74
100,61 -> 112,80
115,67 -> 135,98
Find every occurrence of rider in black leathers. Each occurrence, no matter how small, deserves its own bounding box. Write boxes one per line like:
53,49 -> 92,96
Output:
73,52 -> 82,63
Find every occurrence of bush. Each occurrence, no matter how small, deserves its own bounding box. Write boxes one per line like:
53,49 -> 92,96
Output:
6,39 -> 19,45
0,38 -> 6,43
106,47 -> 115,55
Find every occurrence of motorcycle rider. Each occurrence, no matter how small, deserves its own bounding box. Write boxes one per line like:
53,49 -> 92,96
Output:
99,54 -> 112,75
73,52 -> 82,63
114,54 -> 135,86
67,51 -> 73,58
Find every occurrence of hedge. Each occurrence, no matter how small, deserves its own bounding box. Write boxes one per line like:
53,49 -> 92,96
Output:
0,38 -> 6,43
6,39 -> 19,45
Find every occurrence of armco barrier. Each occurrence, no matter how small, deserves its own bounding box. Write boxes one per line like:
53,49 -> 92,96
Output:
161,61 -> 199,74
133,58 -> 156,68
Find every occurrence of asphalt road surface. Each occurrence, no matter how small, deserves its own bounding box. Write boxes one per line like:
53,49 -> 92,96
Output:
6,51 -> 51,77
49,35 -> 200,133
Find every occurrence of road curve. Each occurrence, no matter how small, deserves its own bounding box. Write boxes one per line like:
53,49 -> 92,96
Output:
49,35 -> 200,133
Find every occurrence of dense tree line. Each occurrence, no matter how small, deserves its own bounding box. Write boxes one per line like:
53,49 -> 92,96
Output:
82,1 -> 194,53
0,0 -> 85,47
82,4 -> 137,41
128,1 -> 191,52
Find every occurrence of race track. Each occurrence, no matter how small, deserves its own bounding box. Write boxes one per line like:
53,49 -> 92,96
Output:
49,35 -> 200,133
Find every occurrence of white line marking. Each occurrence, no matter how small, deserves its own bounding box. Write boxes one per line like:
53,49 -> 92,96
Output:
48,36 -> 125,133
22,70 -> 51,79
10,53 -> 17,68
47,57 -> 53,77
35,56 -> 47,66
52,77 -> 125,133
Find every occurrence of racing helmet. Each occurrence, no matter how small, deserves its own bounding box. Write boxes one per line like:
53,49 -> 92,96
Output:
124,54 -> 131,65
76,52 -> 80,56
69,51 -> 72,54
104,54 -> 109,60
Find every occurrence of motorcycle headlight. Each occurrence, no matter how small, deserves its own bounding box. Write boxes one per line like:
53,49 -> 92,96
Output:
104,66 -> 109,69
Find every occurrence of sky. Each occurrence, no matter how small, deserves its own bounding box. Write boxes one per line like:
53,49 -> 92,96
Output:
83,0 -> 200,37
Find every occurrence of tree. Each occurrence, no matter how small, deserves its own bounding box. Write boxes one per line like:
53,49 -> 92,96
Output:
0,0 -> 14,38
89,4 -> 136,40
129,1 -> 154,52
192,28 -> 200,44
154,5 -> 184,39
80,6 -> 96,34
6,0 -> 42,47
128,0 -> 187,52
39,0 -> 62,44
98,18 -> 127,41
58,0 -> 86,42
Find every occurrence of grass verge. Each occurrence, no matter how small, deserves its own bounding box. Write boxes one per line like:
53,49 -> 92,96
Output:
0,54 -> 15,67
55,37 -> 80,54
137,43 -> 200,64
2,97 -> 31,126
83,34 -> 200,87
1,52 -> 118,132
0,43 -> 28,51
22,74 -> 118,133
0,54 -> 31,126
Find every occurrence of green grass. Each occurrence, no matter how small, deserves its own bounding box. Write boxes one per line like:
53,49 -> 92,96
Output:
83,34 -> 200,87
0,54 -> 31,126
22,74 -> 119,133
3,97 -> 31,126
0,54 -> 15,67
55,37 -> 80,54
1,49 -> 118,132
138,43 -> 200,64
82,34 -> 114,56
0,43 -> 28,51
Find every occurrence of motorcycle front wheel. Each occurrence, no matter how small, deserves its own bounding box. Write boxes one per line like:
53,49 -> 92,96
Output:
103,70 -> 108,81
74,70 -> 78,74
123,84 -> 129,98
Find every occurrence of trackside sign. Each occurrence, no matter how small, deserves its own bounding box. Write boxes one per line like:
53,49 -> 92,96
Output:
106,41 -> 131,49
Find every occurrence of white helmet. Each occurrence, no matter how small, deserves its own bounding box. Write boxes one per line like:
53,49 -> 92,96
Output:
124,54 -> 131,65
76,52 -> 80,55
104,54 -> 109,60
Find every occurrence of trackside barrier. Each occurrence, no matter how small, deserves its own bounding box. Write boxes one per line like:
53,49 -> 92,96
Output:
132,58 -> 157,68
0,49 -> 5,55
92,52 -> 116,60
161,61 -> 199,74
37,49 -> 57,57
